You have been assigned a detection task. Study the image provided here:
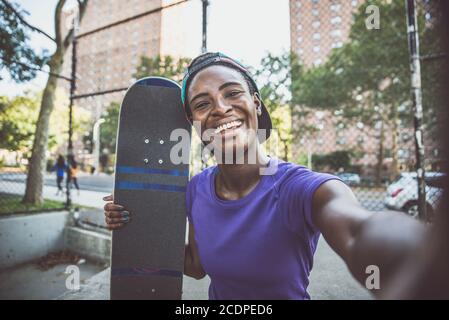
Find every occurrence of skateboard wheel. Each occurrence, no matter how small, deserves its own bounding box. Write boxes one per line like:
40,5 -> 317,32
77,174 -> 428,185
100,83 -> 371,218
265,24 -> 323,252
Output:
151,289 -> 156,293
144,158 -> 149,163
159,139 -> 164,144
158,159 -> 163,164
144,138 -> 149,144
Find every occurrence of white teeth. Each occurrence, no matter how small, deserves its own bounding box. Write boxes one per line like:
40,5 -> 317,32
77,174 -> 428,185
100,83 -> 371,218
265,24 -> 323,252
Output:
214,120 -> 242,134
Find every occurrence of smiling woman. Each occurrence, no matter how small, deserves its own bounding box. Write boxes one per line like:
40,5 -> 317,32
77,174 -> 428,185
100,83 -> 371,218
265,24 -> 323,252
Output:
103,52 -> 438,300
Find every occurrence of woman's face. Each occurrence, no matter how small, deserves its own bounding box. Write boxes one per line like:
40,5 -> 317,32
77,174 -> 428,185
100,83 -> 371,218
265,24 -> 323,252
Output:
187,65 -> 261,161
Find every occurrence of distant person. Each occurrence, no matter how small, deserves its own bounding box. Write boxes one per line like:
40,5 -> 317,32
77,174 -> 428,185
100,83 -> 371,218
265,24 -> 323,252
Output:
69,160 -> 80,196
53,155 -> 67,196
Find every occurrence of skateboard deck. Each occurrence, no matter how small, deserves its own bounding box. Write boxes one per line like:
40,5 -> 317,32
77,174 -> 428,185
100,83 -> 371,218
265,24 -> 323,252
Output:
110,77 -> 191,300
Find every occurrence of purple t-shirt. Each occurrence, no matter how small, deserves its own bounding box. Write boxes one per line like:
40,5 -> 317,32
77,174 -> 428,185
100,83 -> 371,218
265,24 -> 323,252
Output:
185,159 -> 340,300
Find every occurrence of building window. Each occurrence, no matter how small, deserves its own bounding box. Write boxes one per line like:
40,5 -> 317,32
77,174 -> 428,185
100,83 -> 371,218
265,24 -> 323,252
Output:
434,148 -> 439,157
331,16 -> 342,24
312,20 -> 320,28
331,41 -> 343,48
297,36 -> 303,43
313,46 -> 320,53
330,4 -> 341,11
401,133 -> 410,142
312,32 -> 321,40
313,59 -> 322,66
351,0 -> 358,7
297,24 -> 303,31
297,48 -> 304,55
312,9 -> 319,16
330,29 -> 342,37
357,136 -> 364,144
398,149 -> 410,159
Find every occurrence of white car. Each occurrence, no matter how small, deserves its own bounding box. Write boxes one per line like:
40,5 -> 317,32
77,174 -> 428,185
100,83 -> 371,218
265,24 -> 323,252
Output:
384,171 -> 445,219
336,172 -> 361,186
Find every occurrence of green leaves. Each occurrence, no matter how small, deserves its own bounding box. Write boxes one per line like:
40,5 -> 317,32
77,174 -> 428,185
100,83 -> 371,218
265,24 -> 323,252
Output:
0,1 -> 47,82
133,55 -> 191,83
0,94 -> 39,151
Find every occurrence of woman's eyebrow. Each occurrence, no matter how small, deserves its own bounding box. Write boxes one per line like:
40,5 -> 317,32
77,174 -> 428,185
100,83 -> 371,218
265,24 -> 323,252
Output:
218,81 -> 244,91
190,92 -> 209,105
190,82 -> 244,105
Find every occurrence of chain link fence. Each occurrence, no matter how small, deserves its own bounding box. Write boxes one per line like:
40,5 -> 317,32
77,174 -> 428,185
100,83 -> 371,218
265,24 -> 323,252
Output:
2,0 -> 446,219
289,0 -> 446,219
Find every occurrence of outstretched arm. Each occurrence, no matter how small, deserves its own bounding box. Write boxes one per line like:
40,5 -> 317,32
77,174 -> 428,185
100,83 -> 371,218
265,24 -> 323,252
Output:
312,180 -> 427,296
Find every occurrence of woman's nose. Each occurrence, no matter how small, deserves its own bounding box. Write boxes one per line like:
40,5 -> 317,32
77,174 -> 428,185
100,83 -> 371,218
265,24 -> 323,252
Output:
212,97 -> 232,115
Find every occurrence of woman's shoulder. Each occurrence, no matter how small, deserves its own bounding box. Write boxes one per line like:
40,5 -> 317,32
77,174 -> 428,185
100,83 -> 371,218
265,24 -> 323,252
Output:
271,159 -> 339,191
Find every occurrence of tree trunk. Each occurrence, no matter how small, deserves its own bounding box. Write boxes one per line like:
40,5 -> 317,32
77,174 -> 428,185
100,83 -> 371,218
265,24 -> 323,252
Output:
22,54 -> 63,205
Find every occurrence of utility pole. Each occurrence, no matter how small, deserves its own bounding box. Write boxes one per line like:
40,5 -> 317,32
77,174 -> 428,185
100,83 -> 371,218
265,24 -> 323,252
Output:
66,13 -> 79,208
405,0 -> 427,220
202,0 -> 209,53
93,118 -> 105,175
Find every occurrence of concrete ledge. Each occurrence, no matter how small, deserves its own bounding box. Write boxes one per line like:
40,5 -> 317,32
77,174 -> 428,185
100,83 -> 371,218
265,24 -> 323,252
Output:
0,211 -> 70,270
64,227 -> 111,263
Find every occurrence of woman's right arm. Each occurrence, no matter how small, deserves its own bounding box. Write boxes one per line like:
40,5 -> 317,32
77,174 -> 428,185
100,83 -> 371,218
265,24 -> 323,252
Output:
184,222 -> 206,279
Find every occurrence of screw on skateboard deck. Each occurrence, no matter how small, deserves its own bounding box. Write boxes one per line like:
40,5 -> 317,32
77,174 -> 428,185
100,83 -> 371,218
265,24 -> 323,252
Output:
110,77 -> 191,300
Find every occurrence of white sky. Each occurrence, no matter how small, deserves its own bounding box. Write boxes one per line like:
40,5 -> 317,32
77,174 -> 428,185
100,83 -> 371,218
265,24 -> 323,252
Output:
0,0 -> 290,97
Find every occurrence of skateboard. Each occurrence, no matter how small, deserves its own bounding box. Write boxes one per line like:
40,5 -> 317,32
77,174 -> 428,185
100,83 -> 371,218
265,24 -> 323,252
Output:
110,77 -> 191,300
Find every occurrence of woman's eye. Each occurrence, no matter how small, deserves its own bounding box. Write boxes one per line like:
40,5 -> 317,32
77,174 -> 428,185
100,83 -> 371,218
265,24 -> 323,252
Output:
227,91 -> 242,98
195,102 -> 209,109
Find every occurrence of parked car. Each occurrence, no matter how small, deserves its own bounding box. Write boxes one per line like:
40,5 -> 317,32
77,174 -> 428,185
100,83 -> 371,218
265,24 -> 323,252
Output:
336,172 -> 361,186
384,171 -> 445,220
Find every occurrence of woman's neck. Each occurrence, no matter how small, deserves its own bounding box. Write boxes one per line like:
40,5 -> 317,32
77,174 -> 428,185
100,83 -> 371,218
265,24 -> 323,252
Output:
215,145 -> 270,200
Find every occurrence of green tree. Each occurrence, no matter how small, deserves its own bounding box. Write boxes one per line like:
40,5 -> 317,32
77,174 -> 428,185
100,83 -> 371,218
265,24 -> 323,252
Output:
134,55 -> 191,82
253,52 -> 304,161
24,0 -> 88,205
0,0 -> 47,81
100,102 -> 120,154
0,94 -> 39,152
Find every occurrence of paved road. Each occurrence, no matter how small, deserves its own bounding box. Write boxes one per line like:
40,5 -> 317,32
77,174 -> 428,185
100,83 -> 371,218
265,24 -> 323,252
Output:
0,172 -> 387,211
56,237 -> 373,300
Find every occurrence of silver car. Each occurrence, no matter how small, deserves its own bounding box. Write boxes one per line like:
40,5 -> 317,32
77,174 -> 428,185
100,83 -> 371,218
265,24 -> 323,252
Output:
384,171 -> 444,219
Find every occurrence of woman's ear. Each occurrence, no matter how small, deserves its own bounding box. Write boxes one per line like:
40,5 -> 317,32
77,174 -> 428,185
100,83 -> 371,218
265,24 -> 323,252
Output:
253,92 -> 262,109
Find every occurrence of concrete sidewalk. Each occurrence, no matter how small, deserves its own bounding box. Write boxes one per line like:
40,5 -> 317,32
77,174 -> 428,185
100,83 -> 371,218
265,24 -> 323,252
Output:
58,238 -> 372,300
0,181 -> 109,209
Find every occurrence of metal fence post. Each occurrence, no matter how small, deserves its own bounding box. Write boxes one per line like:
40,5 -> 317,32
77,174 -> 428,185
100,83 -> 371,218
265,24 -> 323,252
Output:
405,0 -> 427,221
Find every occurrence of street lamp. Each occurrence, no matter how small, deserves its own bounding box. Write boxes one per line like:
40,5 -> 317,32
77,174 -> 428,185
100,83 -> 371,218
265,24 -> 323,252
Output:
93,118 -> 105,175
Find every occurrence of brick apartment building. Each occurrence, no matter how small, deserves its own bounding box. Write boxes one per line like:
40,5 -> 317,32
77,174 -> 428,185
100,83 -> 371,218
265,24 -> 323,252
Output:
56,0 -> 201,165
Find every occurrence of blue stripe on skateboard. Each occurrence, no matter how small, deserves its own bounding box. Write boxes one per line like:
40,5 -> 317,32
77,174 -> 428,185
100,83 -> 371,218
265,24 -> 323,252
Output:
111,267 -> 182,278
116,181 -> 186,192
135,77 -> 180,88
117,166 -> 189,177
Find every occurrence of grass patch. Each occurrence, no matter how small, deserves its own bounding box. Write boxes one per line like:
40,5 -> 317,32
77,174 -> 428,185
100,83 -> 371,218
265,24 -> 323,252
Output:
0,194 -> 65,215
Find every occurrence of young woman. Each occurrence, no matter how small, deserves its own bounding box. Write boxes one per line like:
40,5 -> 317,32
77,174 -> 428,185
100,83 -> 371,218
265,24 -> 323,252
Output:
53,155 -> 67,196
103,52 -> 429,299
